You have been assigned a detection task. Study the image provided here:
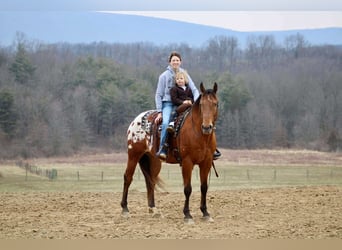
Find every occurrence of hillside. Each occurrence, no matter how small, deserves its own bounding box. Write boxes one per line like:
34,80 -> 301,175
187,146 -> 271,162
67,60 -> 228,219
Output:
1,11 -> 342,47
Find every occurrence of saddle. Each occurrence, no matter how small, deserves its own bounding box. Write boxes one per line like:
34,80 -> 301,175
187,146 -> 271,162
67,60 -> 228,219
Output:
168,107 -> 191,163
142,108 -> 191,164
144,110 -> 159,126
173,103 -> 192,136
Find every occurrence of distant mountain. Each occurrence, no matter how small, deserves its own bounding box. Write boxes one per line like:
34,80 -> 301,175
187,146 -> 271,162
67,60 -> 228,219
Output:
1,11 -> 342,48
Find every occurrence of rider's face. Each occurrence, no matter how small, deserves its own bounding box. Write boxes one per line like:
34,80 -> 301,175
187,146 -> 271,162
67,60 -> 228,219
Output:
169,56 -> 181,71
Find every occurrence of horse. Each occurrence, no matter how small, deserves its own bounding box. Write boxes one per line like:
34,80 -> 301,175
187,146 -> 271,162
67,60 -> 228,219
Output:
120,82 -> 219,223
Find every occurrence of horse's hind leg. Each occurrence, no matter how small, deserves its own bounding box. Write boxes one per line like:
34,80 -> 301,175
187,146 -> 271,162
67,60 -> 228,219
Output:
140,154 -> 162,218
120,155 -> 139,217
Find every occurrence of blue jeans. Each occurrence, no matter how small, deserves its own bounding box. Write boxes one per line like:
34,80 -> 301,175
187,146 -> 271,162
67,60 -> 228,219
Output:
159,101 -> 174,150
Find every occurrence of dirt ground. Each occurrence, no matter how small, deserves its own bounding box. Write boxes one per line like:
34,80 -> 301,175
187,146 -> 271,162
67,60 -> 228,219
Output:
0,185 -> 341,239
1,149 -> 342,239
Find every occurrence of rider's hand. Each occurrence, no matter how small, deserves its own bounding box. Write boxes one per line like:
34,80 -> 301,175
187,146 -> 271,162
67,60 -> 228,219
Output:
155,113 -> 162,123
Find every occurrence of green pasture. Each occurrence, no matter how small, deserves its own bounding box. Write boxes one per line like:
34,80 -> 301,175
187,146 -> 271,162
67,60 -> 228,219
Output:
1,161 -> 342,193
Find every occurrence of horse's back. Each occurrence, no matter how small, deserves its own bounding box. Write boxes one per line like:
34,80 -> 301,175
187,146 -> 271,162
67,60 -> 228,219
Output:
127,110 -> 158,153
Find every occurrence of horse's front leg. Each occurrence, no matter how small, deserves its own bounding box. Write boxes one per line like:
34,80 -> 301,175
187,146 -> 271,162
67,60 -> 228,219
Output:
199,161 -> 214,222
182,159 -> 194,224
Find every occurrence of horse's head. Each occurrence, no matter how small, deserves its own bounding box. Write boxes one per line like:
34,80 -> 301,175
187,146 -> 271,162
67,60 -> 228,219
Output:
199,82 -> 218,135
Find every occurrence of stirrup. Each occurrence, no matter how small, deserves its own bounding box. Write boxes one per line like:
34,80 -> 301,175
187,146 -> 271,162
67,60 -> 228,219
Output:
156,144 -> 168,161
166,125 -> 175,133
157,150 -> 167,161
213,149 -> 221,160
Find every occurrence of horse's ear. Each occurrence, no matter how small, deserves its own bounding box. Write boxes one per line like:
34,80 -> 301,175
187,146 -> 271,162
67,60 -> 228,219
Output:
213,82 -> 218,94
200,82 -> 205,94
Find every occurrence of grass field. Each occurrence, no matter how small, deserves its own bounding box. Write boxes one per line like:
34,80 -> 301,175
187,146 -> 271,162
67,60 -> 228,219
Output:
1,149 -> 342,192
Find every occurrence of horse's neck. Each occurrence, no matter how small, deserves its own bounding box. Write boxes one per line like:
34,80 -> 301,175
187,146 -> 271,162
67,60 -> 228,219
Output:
188,104 -> 203,132
190,104 -> 200,122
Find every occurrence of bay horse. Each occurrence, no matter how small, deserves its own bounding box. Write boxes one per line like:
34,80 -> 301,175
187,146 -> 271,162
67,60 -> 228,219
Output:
121,82 -> 218,223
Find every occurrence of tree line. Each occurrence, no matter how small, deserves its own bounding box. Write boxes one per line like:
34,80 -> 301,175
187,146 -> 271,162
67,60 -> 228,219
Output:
0,32 -> 341,159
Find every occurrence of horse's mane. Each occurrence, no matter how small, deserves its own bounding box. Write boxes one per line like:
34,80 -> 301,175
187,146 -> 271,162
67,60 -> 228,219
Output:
193,88 -> 217,106
194,94 -> 201,106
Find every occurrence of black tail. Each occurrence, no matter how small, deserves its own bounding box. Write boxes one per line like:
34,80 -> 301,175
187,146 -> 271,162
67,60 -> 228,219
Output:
139,154 -> 165,191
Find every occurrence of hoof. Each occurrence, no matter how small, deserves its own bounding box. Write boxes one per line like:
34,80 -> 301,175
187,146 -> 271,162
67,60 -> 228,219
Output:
201,216 -> 214,223
184,217 -> 195,225
149,207 -> 163,218
121,211 -> 130,218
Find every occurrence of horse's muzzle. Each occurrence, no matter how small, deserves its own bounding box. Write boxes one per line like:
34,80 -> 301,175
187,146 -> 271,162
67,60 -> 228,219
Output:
201,124 -> 213,134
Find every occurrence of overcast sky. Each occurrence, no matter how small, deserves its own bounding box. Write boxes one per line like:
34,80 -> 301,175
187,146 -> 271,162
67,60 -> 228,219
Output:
102,11 -> 342,32
2,0 -> 342,11
2,0 -> 342,31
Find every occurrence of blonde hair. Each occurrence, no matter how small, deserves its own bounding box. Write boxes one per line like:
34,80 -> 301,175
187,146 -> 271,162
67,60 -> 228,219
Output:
175,71 -> 189,85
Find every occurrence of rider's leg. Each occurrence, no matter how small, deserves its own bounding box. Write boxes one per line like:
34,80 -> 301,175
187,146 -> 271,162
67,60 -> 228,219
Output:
157,102 -> 173,160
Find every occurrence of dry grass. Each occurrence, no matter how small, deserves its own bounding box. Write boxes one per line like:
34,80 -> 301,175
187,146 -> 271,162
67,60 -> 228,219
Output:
217,148 -> 342,166
0,149 -> 342,192
2,148 -> 341,166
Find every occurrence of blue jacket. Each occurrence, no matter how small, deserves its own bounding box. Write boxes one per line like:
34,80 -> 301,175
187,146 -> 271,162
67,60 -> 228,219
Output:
155,65 -> 200,112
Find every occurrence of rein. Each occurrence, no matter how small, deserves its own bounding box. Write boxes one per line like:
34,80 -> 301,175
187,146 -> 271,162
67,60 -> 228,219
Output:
190,104 -> 202,138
